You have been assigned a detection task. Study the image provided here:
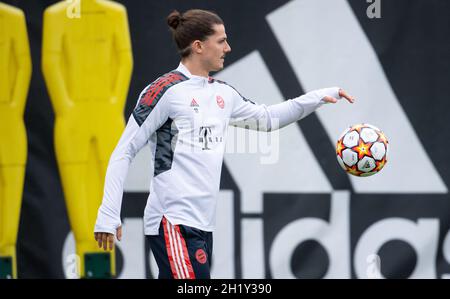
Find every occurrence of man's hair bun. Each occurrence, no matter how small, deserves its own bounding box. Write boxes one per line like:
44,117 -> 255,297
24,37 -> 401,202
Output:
167,10 -> 182,30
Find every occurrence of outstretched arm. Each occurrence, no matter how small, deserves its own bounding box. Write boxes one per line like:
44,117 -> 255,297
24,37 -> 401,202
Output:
230,87 -> 354,131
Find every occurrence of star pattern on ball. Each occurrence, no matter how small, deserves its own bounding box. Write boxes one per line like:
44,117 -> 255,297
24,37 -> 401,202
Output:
346,165 -> 363,176
336,124 -> 388,177
336,139 -> 345,158
351,123 -> 366,134
375,158 -> 387,172
351,139 -> 373,160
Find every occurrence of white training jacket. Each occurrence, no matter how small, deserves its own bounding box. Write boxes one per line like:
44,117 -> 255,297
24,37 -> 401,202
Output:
94,62 -> 341,235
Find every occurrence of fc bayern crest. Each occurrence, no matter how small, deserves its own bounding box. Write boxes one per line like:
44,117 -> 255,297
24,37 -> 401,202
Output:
216,95 -> 225,109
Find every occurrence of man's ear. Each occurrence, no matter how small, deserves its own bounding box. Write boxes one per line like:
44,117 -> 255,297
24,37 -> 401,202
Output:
191,40 -> 203,54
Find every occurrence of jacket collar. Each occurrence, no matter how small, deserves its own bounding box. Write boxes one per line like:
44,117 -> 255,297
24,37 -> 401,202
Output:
176,62 -> 209,80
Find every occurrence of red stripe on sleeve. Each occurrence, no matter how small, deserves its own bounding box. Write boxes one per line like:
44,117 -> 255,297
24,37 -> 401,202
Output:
142,73 -> 182,106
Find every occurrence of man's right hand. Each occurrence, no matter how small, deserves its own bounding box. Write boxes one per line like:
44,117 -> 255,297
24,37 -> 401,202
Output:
94,226 -> 122,251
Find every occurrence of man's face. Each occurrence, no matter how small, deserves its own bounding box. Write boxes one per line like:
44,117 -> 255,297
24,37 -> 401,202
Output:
200,24 -> 232,72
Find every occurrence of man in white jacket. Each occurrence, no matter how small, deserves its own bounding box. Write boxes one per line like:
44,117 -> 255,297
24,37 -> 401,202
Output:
94,9 -> 355,279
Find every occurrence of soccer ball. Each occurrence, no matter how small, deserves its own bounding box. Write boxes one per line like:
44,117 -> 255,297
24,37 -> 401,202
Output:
336,123 -> 389,177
